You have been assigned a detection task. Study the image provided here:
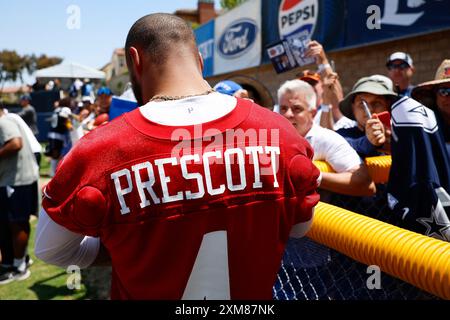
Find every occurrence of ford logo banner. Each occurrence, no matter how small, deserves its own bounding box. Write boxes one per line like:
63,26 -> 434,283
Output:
218,19 -> 258,59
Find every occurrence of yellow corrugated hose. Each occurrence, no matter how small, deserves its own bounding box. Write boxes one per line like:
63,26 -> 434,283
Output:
308,202 -> 450,300
312,160 -> 334,173
313,155 -> 392,184
364,156 -> 392,184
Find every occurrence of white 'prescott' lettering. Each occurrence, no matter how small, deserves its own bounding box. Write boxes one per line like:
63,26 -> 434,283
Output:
111,146 -> 280,215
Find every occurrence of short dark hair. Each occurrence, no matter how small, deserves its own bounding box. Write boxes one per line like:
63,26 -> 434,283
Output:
58,97 -> 72,108
125,13 -> 197,68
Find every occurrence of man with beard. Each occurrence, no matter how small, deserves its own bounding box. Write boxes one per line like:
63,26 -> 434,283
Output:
35,13 -> 320,300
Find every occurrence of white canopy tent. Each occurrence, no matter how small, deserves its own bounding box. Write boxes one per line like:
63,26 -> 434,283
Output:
35,61 -> 105,80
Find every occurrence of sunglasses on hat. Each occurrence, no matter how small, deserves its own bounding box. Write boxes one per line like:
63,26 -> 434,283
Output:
387,62 -> 410,71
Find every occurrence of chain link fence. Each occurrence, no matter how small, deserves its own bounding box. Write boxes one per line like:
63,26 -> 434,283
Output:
273,185 -> 439,300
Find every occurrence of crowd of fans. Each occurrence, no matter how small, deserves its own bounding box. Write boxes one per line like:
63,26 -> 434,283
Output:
0,80 -> 114,284
216,41 -> 450,240
44,84 -> 113,176
220,41 -> 449,185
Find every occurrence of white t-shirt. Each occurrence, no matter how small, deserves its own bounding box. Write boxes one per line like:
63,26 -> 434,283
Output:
313,108 -> 357,131
5,112 -> 42,153
305,124 -> 362,173
140,92 -> 236,125
333,116 -> 357,131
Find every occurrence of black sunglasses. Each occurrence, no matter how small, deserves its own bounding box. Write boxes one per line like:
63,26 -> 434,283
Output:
437,87 -> 450,97
387,62 -> 410,70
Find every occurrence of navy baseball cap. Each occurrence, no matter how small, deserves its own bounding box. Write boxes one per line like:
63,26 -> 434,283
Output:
213,80 -> 243,96
20,94 -> 31,101
97,87 -> 112,96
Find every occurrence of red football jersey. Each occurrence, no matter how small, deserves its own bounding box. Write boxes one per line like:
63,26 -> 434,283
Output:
42,98 -> 320,299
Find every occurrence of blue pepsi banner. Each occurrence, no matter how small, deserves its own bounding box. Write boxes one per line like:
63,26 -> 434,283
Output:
195,20 -> 215,77
262,0 -> 346,63
197,0 -> 450,76
345,0 -> 450,47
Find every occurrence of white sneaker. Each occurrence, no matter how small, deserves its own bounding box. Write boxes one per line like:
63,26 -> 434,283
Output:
0,267 -> 31,285
25,254 -> 34,268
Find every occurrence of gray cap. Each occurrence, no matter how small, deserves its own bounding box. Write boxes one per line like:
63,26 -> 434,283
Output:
339,75 -> 398,120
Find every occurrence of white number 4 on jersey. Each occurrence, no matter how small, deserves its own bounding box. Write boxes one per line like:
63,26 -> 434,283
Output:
182,231 -> 231,300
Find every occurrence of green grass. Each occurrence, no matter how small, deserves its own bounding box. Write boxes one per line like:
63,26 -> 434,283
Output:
0,148 -> 101,300
39,143 -> 51,177
0,217 -> 88,300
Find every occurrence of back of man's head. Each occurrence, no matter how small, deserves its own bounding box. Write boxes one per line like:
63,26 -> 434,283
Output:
125,13 -> 197,69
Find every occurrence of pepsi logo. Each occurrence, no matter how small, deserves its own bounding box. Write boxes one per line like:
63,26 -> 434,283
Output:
279,0 -> 318,39
281,0 -> 303,11
218,19 -> 258,59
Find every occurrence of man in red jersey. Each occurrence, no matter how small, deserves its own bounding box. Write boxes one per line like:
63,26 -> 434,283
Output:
35,13 -> 320,299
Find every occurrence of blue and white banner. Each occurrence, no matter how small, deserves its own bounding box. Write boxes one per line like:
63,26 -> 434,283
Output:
196,0 -> 450,76
195,20 -> 215,78
278,0 -> 318,41
262,0 -> 346,64
346,0 -> 450,47
214,0 -> 261,75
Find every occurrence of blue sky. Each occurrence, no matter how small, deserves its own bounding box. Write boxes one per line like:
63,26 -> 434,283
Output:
0,0 -> 220,85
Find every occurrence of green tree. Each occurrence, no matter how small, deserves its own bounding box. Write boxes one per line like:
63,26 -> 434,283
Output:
220,0 -> 247,10
191,22 -> 200,30
0,51 -> 62,90
24,54 -> 62,74
34,54 -> 62,70
0,50 -> 27,91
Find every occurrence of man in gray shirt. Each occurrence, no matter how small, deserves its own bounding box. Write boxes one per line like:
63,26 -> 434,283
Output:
0,102 -> 39,284
18,95 -> 38,136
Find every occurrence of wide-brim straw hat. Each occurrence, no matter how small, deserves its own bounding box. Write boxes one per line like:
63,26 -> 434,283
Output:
412,59 -> 450,107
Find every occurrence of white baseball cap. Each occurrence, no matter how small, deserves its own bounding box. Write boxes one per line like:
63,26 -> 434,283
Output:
387,52 -> 414,67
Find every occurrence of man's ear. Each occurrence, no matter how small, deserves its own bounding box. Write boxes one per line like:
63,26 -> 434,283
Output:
129,47 -> 142,77
198,51 -> 204,74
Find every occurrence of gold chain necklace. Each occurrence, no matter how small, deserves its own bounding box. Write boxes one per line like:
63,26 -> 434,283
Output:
149,89 -> 215,102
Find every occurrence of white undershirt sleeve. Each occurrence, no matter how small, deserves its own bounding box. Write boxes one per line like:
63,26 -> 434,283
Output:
320,128 -> 362,173
35,209 -> 100,269
289,211 -> 314,239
